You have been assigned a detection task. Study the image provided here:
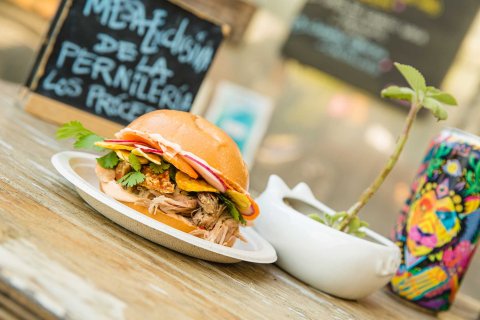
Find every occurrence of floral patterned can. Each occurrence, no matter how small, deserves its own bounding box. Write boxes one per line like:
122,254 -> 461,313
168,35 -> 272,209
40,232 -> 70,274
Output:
390,128 -> 480,312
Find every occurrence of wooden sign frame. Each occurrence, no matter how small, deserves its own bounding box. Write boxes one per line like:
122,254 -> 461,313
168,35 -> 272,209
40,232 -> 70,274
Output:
24,0 -> 230,137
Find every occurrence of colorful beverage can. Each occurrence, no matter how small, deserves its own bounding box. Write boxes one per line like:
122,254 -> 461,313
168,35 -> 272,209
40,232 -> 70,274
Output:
390,128 -> 480,312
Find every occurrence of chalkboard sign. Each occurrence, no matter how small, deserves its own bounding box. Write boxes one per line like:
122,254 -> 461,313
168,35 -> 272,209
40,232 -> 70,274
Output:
27,0 -> 224,127
283,0 -> 479,96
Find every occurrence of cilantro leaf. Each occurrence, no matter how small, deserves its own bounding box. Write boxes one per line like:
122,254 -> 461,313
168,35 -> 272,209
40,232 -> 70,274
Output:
149,162 -> 171,174
219,194 -> 246,224
394,62 -> 426,92
117,171 -> 145,188
128,153 -> 142,172
74,134 -> 104,151
149,163 -> 164,174
56,121 -> 105,151
97,151 -> 120,169
56,121 -> 95,140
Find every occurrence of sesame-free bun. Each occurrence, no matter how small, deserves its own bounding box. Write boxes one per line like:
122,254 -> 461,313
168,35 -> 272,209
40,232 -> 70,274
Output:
99,181 -> 197,233
120,110 -> 249,191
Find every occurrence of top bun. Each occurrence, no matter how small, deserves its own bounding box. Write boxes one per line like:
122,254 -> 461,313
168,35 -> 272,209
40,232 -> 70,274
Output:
125,110 -> 249,190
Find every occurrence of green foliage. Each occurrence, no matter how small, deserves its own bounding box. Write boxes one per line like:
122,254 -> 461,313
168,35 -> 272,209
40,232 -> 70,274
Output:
74,134 -> 104,151
338,62 -> 458,235
96,151 -> 120,169
345,216 -> 369,238
219,194 -> 246,224
128,153 -> 142,172
117,171 -> 145,188
56,121 -> 104,151
56,121 -> 92,140
381,62 -> 457,121
149,162 -> 170,175
168,164 -> 177,183
309,212 -> 368,238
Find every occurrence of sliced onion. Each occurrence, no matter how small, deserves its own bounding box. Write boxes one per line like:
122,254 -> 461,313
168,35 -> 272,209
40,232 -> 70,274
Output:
183,154 -> 227,193
135,144 -> 163,154
104,139 -> 139,145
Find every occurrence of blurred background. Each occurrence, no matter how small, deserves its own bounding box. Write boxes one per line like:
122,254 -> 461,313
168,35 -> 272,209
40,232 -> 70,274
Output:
1,0 -> 479,300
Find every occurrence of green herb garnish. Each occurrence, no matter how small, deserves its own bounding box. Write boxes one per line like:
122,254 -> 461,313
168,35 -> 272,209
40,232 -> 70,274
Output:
56,121 -> 104,151
115,153 -> 146,187
117,171 -> 145,188
128,153 -> 142,172
220,194 -> 246,225
96,151 -> 120,169
149,162 -> 170,174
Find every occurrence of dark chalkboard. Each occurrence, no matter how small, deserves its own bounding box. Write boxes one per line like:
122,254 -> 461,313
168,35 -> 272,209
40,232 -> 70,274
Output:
28,0 -> 224,125
283,0 -> 479,96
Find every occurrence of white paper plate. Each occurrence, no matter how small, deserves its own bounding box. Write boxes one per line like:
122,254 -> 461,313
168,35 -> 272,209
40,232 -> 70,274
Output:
51,151 -> 277,264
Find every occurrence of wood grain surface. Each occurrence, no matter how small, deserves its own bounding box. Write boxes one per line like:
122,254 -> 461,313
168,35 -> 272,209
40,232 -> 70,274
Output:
0,80 -> 478,319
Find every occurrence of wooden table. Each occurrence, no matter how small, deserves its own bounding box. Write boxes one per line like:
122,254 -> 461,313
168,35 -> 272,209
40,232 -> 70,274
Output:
0,80 -> 479,319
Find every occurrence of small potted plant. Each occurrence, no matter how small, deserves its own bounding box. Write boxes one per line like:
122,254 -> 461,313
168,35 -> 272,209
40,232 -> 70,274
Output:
254,63 -> 458,299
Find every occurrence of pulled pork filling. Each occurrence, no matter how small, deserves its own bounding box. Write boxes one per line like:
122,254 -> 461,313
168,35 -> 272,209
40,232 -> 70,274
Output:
115,160 -> 242,246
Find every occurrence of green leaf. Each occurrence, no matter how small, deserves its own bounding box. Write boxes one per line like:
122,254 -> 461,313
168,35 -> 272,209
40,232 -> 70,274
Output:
429,92 -> 458,106
394,62 -> 427,92
308,214 -> 326,224
149,161 -> 172,175
353,230 -> 366,238
423,97 -> 448,121
128,153 -> 142,172
348,216 -> 361,232
426,86 -> 441,95
168,165 -> 177,182
96,151 -> 120,169
117,171 -> 145,188
74,134 -> 104,151
381,86 -> 415,101
56,121 -> 94,140
331,211 -> 348,223
149,163 -> 165,174
219,194 -> 246,224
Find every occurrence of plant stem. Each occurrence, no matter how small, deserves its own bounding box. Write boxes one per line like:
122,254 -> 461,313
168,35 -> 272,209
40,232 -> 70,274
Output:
339,101 -> 421,232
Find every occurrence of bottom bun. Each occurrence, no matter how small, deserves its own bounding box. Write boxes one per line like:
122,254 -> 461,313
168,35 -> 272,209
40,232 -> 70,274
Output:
99,182 -> 197,233
99,182 -> 237,247
120,202 -> 197,233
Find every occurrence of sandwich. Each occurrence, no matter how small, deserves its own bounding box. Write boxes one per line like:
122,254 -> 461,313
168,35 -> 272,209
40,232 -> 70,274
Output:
57,110 -> 259,247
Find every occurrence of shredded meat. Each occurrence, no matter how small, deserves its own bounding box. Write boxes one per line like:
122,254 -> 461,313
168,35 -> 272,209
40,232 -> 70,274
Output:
107,161 -> 243,246
140,167 -> 175,193
188,193 -> 243,246
190,213 -> 241,246
135,190 -> 198,216
192,193 -> 225,230
115,161 -> 131,180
